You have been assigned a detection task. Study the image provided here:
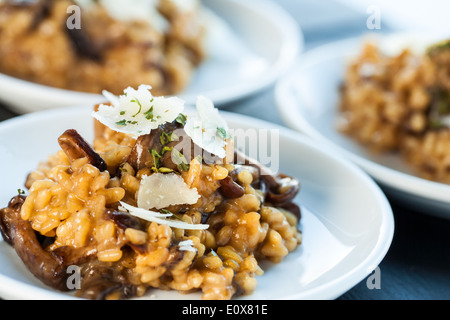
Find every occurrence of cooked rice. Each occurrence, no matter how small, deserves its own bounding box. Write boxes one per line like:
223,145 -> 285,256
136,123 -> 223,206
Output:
17,121 -> 301,300
339,39 -> 450,182
0,0 -> 205,96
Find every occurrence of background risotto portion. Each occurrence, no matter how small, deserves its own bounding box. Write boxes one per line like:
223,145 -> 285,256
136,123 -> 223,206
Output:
1,121 -> 302,300
0,0 -> 206,95
339,39 -> 450,183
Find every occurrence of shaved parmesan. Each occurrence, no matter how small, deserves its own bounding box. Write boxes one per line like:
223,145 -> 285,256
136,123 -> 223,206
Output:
137,173 -> 200,210
92,85 -> 184,137
119,201 -> 172,218
178,239 -> 197,252
184,96 -> 231,158
119,202 -> 208,230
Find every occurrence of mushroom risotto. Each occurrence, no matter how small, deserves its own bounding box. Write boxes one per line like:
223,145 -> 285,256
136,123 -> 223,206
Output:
339,38 -> 450,183
0,86 -> 302,300
0,0 -> 206,96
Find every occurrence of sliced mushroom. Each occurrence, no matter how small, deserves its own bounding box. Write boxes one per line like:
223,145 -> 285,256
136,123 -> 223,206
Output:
0,195 -> 26,246
234,150 -> 300,204
0,196 -> 72,291
104,208 -> 144,232
262,174 -> 300,206
126,121 -> 185,172
104,208 -> 148,254
233,150 -> 300,220
281,202 -> 302,223
218,176 -> 245,199
58,129 -> 107,171
104,208 -> 154,255
65,6 -> 105,62
164,245 -> 186,269
75,260 -> 138,300
0,197 -> 138,296
126,130 -> 163,171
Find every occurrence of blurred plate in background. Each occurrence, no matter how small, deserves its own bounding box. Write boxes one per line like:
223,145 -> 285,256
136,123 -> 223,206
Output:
275,36 -> 450,219
0,0 -> 302,113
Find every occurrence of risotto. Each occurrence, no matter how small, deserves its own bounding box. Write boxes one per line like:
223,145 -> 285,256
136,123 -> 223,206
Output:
0,86 -> 302,300
0,0 -> 206,96
338,38 -> 450,183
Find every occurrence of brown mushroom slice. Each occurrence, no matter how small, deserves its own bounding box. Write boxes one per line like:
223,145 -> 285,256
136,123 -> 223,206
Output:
104,208 -> 144,231
58,129 -> 107,171
126,130 -> 162,171
218,176 -> 245,199
126,121 -> 184,172
0,196 -> 71,291
263,174 -> 300,206
103,209 -> 150,254
75,261 -> 138,300
281,202 -> 302,223
233,150 -> 300,204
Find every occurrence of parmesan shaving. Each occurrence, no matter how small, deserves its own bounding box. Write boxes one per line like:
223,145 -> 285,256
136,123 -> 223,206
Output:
119,201 -> 172,218
184,96 -> 231,158
92,85 -> 184,137
178,239 -> 197,252
137,173 -> 200,210
119,202 -> 208,230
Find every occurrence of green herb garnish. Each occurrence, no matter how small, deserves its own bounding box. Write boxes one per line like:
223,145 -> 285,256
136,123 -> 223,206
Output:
131,98 -> 142,117
150,148 -> 162,172
216,127 -> 231,140
175,113 -> 187,126
171,149 -> 190,172
144,106 -> 154,121
160,209 -> 184,221
160,131 -> 179,145
161,146 -> 173,155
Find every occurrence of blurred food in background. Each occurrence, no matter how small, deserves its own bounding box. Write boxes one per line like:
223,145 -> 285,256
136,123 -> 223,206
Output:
0,0 -> 206,96
338,36 -> 450,183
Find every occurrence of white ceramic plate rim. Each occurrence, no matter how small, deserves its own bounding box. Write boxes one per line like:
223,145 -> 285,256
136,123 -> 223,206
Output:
0,106 -> 393,300
0,0 -> 302,113
275,37 -> 450,209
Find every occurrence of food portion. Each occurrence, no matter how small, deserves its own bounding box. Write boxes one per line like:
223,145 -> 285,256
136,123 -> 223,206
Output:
0,0 -> 206,95
338,38 -> 450,183
0,86 -> 302,300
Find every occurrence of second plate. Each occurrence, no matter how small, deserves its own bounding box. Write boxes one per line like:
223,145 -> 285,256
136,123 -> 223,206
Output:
275,37 -> 450,219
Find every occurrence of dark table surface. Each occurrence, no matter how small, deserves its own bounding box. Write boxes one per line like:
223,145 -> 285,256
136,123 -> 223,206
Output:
0,0 -> 448,300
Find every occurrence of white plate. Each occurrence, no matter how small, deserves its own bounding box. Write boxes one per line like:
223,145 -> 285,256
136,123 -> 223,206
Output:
275,36 -> 450,219
0,106 -> 393,300
0,0 -> 302,114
